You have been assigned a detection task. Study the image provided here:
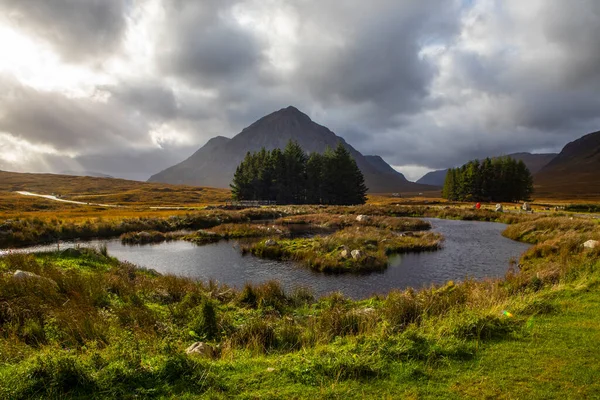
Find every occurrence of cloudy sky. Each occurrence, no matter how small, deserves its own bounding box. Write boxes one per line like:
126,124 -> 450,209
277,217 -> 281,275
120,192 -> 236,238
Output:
0,0 -> 599,181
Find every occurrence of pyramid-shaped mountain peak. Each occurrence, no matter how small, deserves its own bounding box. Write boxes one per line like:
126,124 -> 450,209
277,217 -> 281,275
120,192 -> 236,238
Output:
149,107 -> 436,193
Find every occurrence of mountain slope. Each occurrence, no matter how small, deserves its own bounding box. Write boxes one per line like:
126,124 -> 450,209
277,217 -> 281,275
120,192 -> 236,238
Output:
534,130 -> 600,198
149,106 -> 434,193
416,153 -> 557,187
416,169 -> 449,186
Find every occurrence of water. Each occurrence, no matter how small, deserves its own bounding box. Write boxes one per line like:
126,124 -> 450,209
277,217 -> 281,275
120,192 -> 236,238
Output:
1,219 -> 530,299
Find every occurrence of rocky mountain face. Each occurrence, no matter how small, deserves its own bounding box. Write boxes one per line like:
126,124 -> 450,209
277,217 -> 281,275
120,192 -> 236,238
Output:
534,130 -> 600,198
416,152 -> 557,187
149,106 -> 434,193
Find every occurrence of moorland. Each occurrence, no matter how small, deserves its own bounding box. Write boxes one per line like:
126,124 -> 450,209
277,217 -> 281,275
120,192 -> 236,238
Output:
0,172 -> 599,399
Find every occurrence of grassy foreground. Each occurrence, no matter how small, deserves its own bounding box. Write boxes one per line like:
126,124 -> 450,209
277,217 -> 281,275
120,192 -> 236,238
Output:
1,213 -> 599,398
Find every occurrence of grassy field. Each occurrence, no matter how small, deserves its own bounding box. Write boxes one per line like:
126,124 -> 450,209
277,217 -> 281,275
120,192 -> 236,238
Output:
1,172 -> 600,398
0,213 -> 599,398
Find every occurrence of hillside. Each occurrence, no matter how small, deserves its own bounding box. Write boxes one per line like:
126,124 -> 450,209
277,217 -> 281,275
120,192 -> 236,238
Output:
0,170 -> 230,206
416,153 -> 557,187
149,106 -> 434,193
534,130 -> 600,198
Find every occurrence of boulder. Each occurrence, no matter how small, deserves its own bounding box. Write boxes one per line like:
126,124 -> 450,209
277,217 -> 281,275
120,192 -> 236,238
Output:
138,231 -> 151,238
351,249 -> 362,259
522,202 -> 531,211
13,270 -> 58,288
495,204 -> 503,212
583,240 -> 599,249
340,249 -> 349,258
61,248 -> 83,257
355,215 -> 369,222
264,239 -> 277,247
185,342 -> 216,358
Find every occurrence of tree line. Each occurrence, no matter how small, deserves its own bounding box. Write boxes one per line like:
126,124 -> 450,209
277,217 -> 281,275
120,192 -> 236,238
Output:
231,141 -> 367,205
442,157 -> 533,202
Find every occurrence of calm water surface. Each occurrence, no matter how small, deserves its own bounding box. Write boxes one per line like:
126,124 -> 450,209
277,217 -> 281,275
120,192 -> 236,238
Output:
2,219 -> 530,299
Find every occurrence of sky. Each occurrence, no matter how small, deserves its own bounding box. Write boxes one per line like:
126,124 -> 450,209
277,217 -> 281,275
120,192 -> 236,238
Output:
0,0 -> 599,182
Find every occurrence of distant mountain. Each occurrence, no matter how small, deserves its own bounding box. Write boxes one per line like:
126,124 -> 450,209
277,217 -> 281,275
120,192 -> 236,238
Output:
534,130 -> 600,198
416,153 -> 557,187
60,170 -> 113,178
149,106 -> 434,193
416,169 -> 449,187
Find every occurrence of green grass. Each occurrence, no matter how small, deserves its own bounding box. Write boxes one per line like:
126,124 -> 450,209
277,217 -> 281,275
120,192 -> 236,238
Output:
1,209 -> 600,398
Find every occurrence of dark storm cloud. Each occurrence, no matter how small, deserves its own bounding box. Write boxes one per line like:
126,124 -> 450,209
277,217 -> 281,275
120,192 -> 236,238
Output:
0,0 -> 128,62
158,0 -> 263,86
292,0 -> 458,118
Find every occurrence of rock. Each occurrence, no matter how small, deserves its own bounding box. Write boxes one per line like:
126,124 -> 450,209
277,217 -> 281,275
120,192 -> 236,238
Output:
61,248 -> 83,257
13,270 -> 58,288
522,202 -> 531,211
139,231 -> 151,238
264,239 -> 277,246
355,215 -> 369,222
340,249 -> 349,258
583,240 -> 599,249
351,249 -> 362,259
185,342 -> 216,358
266,367 -> 275,372
495,204 -> 503,212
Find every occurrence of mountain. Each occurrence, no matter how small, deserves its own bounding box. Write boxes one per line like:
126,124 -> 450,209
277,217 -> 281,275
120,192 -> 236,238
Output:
416,169 -> 449,187
60,170 -> 113,178
534,130 -> 600,198
416,153 -> 557,187
149,106 -> 434,193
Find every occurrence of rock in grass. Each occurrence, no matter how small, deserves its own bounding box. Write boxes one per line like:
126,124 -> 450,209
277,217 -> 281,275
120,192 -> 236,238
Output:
265,239 -> 277,247
583,240 -> 599,249
186,342 -> 216,358
356,215 -> 369,222
61,248 -> 82,257
495,204 -> 503,212
351,249 -> 362,259
340,249 -> 349,258
13,270 -> 58,288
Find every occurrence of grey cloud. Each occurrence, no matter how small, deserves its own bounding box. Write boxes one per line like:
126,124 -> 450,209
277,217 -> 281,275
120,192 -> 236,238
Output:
0,0 -> 128,62
2,0 -> 600,180
158,1 -> 263,86
104,82 -> 179,121
0,77 -> 149,154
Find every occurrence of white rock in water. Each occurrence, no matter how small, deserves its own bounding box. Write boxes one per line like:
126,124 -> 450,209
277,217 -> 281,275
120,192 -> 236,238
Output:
185,342 -> 215,358
583,240 -> 599,249
351,249 -> 362,259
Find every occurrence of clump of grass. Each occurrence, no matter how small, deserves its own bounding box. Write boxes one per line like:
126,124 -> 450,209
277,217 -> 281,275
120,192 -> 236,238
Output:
120,230 -> 184,244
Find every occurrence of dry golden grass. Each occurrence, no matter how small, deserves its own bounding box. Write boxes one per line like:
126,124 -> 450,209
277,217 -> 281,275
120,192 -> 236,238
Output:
0,170 -> 231,208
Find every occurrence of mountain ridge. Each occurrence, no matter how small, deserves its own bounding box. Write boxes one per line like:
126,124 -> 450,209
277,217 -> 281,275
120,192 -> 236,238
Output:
149,106 -> 435,193
534,130 -> 600,198
416,152 -> 558,187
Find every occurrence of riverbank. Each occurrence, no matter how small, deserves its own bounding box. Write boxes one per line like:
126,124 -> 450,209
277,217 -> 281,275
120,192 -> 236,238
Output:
1,214 -> 599,398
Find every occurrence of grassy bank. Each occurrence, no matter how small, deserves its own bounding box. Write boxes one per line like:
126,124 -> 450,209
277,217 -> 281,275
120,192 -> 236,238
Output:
0,212 -> 599,398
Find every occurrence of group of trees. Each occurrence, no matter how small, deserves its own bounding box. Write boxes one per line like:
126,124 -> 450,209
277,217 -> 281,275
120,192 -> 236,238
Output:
231,141 -> 367,205
442,157 -> 533,202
